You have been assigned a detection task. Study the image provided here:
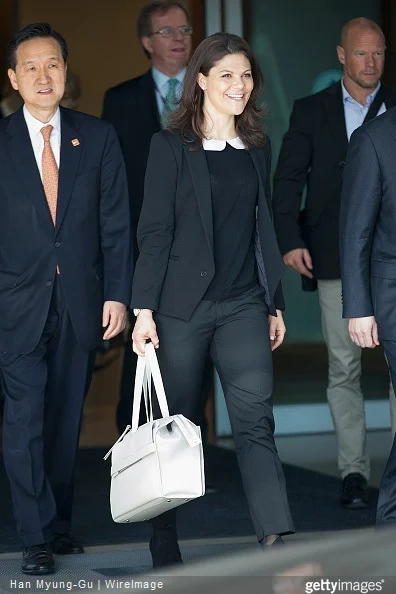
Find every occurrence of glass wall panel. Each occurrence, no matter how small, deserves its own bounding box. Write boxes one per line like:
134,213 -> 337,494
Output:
249,0 -> 380,343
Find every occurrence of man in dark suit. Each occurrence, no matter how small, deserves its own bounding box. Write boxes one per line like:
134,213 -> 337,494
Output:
273,17 -> 396,508
101,0 -> 192,433
1,22 -> 131,575
340,105 -> 396,527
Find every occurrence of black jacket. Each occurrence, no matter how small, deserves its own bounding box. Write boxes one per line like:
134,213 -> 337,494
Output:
131,131 -> 285,319
0,107 -> 131,353
101,70 -> 161,258
272,82 -> 396,281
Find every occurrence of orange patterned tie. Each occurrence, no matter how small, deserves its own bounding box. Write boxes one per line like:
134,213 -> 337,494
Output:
41,125 -> 58,225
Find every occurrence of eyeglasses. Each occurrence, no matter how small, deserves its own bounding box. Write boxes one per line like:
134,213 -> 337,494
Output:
150,25 -> 193,38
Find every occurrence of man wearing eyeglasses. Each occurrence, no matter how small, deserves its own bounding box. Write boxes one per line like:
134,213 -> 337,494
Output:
101,1 -> 192,435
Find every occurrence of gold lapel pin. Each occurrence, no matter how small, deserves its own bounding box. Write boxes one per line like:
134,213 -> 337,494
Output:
71,138 -> 80,146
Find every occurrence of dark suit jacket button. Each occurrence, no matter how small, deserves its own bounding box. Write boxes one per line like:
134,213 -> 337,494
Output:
55,242 -> 61,248
200,270 -> 207,277
46,281 -> 53,287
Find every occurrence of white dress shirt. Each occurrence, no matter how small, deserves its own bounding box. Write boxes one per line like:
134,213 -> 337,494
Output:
341,79 -> 386,141
151,67 -> 186,115
23,105 -> 61,180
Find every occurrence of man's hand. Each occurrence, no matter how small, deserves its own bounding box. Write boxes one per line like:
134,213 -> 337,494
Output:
268,310 -> 286,351
132,310 -> 159,356
102,301 -> 127,340
348,316 -> 380,349
283,248 -> 313,278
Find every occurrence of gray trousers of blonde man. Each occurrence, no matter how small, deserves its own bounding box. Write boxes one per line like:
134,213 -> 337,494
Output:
318,279 -> 396,480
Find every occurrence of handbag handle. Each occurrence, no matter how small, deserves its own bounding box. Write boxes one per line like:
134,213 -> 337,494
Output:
131,353 -> 146,433
144,342 -> 170,418
142,365 -> 153,425
131,342 -> 170,433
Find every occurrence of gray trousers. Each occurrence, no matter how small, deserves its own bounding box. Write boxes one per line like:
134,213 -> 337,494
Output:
318,279 -> 396,480
152,285 -> 294,540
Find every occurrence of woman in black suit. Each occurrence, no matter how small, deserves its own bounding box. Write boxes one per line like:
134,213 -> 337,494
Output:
131,32 -> 294,567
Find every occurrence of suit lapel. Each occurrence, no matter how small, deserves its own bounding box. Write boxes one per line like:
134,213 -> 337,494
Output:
324,82 -> 348,156
249,147 -> 271,217
6,108 -> 54,233
56,108 -> 82,232
249,146 -> 284,298
389,108 -> 396,143
183,142 -> 214,259
139,70 -> 161,132
250,147 -> 283,259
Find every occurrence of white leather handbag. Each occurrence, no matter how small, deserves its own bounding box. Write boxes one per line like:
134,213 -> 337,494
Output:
104,342 -> 205,523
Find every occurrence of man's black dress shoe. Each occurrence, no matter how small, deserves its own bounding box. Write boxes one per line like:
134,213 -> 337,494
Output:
22,544 -> 55,575
150,529 -> 183,568
340,473 -> 369,509
52,534 -> 84,555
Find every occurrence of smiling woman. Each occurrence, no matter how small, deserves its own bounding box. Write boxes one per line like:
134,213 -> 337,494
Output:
167,32 -> 265,148
197,53 -> 254,125
131,32 -> 294,567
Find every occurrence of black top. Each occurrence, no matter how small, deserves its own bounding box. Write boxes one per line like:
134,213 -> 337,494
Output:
131,131 -> 285,319
203,142 -> 259,301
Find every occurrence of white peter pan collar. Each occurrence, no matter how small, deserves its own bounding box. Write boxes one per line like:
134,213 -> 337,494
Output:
202,137 -> 246,151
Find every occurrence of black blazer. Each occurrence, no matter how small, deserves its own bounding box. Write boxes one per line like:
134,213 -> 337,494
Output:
131,131 -> 285,319
101,70 -> 161,248
0,106 -> 132,354
273,82 -> 396,281
340,107 -> 396,339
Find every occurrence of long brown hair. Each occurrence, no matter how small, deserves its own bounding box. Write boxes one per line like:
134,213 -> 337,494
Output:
167,32 -> 266,149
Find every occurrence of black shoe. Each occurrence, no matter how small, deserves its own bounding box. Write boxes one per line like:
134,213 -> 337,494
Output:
150,529 -> 183,568
261,536 -> 285,548
52,534 -> 84,555
22,544 -> 55,575
340,473 -> 369,509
